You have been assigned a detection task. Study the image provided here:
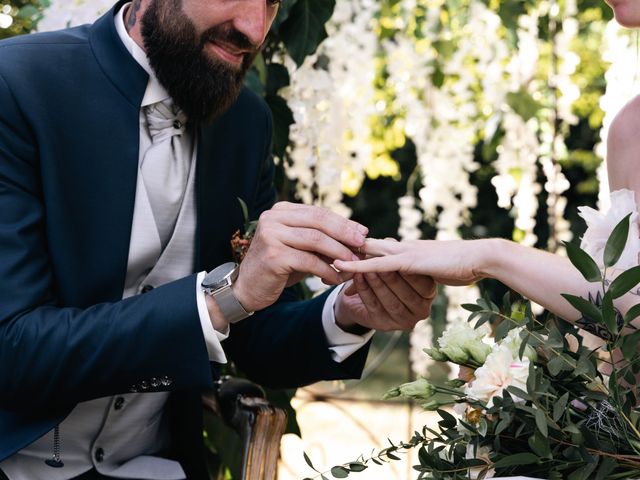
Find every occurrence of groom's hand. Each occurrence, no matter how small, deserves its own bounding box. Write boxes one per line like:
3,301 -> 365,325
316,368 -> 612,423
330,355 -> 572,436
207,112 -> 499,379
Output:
231,202 -> 368,313
334,273 -> 436,332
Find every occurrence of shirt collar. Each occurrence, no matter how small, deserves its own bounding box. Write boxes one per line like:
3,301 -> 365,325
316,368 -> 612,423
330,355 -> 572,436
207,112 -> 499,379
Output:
114,3 -> 170,107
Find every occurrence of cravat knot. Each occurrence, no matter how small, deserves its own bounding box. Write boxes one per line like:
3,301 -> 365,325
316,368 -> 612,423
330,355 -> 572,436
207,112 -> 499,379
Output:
145,100 -> 188,143
141,98 -> 193,249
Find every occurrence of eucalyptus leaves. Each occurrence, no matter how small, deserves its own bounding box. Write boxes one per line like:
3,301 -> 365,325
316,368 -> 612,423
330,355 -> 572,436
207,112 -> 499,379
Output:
307,213 -> 640,479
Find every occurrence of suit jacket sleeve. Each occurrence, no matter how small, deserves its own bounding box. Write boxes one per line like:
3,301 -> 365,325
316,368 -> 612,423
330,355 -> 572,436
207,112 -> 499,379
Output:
0,72 -> 215,413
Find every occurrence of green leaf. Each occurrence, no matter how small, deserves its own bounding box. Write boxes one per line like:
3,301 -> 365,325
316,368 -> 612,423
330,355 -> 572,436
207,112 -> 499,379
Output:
280,0 -> 336,66
568,463 -> 597,480
624,303 -> 640,325
547,355 -> 566,376
266,63 -> 290,96
608,265 -> 640,298
604,213 -> 632,268
462,303 -> 484,312
621,330 -> 640,360
535,408 -> 548,438
528,431 -> 551,459
348,463 -> 367,472
564,241 -> 602,282
553,392 -> 570,422
519,333 -> 530,360
437,409 -> 457,429
546,326 -> 565,349
492,452 -> 539,469
595,456 -> 617,480
505,386 -> 532,401
265,94 -> 294,159
575,352 -> 596,378
494,319 -> 513,342
330,466 -> 349,478
17,5 -> 39,19
602,291 -> 618,335
303,452 -> 318,472
478,418 -> 488,437
237,197 -> 249,223
561,294 -> 603,324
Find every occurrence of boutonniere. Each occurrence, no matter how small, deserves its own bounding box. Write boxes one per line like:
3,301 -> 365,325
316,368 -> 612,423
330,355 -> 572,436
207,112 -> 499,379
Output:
230,198 -> 258,263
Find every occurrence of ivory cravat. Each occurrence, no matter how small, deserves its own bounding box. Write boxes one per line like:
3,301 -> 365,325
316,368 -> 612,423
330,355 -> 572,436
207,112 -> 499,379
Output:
142,100 -> 191,248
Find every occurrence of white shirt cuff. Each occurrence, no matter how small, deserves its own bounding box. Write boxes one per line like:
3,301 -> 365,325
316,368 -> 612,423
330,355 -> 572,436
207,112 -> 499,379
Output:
322,284 -> 375,363
196,271 -> 229,363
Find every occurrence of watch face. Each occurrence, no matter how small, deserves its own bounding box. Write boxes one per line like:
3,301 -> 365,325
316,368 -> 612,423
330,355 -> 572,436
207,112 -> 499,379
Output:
202,262 -> 238,290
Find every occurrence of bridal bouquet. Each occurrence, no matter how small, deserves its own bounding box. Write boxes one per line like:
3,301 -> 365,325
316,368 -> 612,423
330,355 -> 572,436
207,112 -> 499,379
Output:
308,213 -> 640,479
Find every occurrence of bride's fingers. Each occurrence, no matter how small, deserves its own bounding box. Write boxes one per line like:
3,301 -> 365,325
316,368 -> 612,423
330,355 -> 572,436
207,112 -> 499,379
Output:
361,238 -> 404,257
333,254 -> 406,273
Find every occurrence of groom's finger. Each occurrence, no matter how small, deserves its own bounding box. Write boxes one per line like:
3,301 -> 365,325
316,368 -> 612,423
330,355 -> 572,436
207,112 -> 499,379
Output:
363,273 -> 414,324
278,227 -> 359,263
378,272 -> 432,318
400,273 -> 437,300
262,204 -> 368,248
352,274 -> 400,330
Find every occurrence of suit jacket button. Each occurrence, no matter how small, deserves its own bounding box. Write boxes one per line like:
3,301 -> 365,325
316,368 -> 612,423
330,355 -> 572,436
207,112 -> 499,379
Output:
160,376 -> 172,386
94,447 -> 105,463
141,285 -> 154,293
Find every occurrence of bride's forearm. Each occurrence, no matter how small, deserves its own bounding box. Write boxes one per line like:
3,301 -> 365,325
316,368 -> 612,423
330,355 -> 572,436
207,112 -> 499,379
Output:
479,239 -> 639,331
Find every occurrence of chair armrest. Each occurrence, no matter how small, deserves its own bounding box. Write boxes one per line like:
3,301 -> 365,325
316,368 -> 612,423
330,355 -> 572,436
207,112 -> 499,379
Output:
202,377 -> 288,480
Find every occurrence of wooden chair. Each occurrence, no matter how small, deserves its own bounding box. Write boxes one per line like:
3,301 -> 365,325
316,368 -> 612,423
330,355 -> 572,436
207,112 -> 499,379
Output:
202,377 -> 288,480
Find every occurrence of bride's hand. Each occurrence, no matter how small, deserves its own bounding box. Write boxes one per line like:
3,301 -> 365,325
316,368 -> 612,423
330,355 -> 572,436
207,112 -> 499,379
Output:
334,238 -> 493,286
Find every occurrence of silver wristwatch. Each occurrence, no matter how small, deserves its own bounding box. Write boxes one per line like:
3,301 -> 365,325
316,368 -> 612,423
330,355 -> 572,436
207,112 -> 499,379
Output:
201,262 -> 253,324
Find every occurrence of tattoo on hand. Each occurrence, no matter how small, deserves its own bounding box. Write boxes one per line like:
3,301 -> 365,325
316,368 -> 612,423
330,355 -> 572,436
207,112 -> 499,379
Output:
575,292 -> 623,341
127,0 -> 141,30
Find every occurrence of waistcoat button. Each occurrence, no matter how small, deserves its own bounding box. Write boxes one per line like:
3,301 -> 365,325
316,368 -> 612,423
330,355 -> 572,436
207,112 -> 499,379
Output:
114,397 -> 125,410
94,447 -> 105,463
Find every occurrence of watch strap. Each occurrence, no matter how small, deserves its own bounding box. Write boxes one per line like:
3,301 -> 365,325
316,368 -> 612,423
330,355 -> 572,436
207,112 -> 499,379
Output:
210,286 -> 253,324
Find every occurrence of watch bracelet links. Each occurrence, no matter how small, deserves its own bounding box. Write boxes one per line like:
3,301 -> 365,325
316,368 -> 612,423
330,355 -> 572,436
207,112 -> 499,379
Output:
205,285 -> 253,324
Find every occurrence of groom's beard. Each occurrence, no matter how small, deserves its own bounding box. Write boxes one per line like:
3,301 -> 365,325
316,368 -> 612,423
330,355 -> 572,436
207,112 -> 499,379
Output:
140,0 -> 259,123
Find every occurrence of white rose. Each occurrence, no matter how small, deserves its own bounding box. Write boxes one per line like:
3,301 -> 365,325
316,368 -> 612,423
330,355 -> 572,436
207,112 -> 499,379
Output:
465,345 -> 530,408
439,321 -> 492,365
500,328 -> 537,361
578,189 -> 640,270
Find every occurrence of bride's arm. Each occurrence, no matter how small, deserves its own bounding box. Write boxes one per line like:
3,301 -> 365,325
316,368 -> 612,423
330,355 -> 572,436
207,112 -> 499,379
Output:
336,98 -> 640,336
483,239 -> 637,335
606,95 -> 640,207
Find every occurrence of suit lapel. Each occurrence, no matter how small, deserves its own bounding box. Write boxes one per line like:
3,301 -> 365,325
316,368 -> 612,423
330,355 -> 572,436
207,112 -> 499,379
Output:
195,120 -> 244,272
69,3 -> 148,303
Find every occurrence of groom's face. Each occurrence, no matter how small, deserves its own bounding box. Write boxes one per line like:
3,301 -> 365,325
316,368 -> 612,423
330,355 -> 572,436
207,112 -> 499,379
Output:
141,0 -> 279,122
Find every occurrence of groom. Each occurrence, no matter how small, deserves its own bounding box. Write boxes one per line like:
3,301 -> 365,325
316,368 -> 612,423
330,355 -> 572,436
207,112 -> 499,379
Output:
0,0 -> 436,479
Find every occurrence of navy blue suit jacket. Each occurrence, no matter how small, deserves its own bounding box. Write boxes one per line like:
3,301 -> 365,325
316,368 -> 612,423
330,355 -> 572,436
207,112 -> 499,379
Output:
0,2 -> 369,477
